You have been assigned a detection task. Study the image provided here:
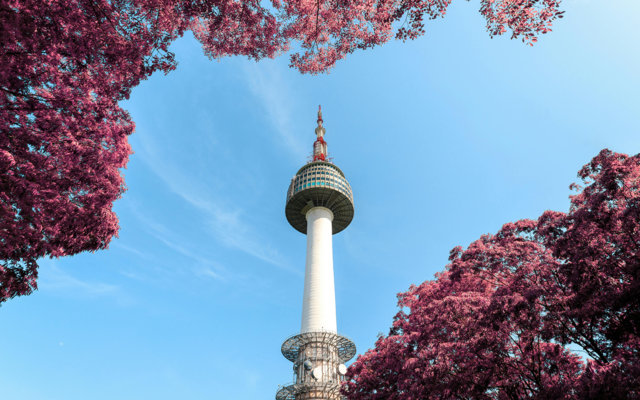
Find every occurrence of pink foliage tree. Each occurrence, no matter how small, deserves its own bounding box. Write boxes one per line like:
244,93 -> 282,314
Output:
0,0 -> 191,302
342,150 -> 640,399
1,0 -> 564,303
281,0 -> 563,74
0,0 -> 283,302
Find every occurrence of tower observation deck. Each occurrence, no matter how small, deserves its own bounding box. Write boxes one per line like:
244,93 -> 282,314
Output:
276,107 -> 356,400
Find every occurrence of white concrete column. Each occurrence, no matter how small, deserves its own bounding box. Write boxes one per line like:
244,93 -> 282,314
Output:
301,207 -> 337,333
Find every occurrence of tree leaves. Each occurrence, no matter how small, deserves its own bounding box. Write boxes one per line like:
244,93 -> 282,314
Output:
343,150 -> 640,399
0,0 -> 566,303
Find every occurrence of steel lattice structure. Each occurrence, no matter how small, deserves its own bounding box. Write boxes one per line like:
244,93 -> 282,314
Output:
281,331 -> 357,364
276,382 -> 344,400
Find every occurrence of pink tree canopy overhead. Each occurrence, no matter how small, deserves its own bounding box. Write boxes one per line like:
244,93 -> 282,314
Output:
1,0 -> 564,304
342,150 -> 640,399
280,0 -> 563,74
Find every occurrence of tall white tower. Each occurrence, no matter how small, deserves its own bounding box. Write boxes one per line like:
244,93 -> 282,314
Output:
277,107 -> 356,400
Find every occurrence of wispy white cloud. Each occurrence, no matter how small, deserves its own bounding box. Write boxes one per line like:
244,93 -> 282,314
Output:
242,61 -> 306,157
119,270 -> 147,281
149,223 -> 227,281
38,261 -> 133,305
195,266 -> 221,280
111,242 -> 151,259
133,130 -> 299,275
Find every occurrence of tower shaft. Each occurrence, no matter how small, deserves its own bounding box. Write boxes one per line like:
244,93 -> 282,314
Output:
302,207 -> 337,333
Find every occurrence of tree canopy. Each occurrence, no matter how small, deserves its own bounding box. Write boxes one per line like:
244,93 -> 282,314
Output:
0,0 -> 564,303
343,149 -> 640,399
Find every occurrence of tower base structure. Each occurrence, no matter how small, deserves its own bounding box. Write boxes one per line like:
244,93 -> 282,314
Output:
277,331 -> 356,400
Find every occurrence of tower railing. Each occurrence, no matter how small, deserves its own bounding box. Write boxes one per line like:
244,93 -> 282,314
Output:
281,329 -> 357,363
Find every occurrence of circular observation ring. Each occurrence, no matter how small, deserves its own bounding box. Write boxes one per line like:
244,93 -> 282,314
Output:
285,162 -> 354,235
281,331 -> 357,363
285,187 -> 354,235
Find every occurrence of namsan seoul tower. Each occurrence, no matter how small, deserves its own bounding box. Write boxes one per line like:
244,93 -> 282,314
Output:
276,107 -> 356,400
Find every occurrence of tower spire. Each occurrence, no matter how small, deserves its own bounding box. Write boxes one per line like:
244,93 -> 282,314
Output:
313,105 -> 328,162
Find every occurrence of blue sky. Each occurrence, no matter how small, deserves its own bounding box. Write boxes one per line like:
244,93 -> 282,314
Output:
2,1 -> 639,399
